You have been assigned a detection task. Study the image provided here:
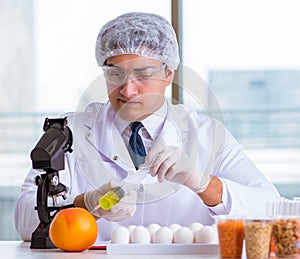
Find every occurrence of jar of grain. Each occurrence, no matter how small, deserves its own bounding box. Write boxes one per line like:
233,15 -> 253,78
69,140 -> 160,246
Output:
244,219 -> 273,259
273,217 -> 299,258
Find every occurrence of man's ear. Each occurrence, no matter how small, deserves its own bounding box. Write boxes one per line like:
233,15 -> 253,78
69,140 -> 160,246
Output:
165,70 -> 175,86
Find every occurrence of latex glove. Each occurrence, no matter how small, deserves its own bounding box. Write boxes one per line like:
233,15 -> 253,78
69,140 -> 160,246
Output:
144,144 -> 211,193
84,181 -> 137,221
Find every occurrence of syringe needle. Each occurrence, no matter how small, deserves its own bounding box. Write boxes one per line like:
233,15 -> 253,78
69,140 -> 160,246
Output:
90,204 -> 100,215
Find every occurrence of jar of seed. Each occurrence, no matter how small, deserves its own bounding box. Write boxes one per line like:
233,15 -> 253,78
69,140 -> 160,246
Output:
215,216 -> 245,259
272,217 -> 300,258
244,219 -> 273,259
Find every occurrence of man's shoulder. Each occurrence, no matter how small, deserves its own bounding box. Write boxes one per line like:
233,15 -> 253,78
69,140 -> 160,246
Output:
63,102 -> 109,127
169,102 -> 206,121
169,102 -> 225,129
84,102 -> 106,112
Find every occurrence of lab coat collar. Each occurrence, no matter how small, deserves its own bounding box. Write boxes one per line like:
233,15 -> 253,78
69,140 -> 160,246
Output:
153,99 -> 189,148
141,100 -> 167,141
83,100 -> 191,170
84,102 -> 134,169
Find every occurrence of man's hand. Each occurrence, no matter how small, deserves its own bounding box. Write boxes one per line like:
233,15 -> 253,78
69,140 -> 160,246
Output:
144,144 -> 211,193
83,181 -> 137,222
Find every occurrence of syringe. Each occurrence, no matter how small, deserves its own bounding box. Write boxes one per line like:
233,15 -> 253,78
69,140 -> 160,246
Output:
93,167 -> 149,211
98,185 -> 126,210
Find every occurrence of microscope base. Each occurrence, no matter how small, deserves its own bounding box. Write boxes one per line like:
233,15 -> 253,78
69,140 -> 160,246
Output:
30,223 -> 56,249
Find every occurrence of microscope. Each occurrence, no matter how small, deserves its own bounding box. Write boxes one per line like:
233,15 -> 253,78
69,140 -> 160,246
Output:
30,117 -> 73,249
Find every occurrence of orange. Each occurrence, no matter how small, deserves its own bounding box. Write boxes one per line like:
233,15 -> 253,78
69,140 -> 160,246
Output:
49,207 -> 98,252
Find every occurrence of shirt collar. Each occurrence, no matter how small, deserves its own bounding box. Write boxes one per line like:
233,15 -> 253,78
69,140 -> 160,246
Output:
141,100 -> 167,141
114,100 -> 168,140
114,113 -> 130,135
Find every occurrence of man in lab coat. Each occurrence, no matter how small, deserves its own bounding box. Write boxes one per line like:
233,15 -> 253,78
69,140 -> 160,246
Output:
14,12 -> 279,242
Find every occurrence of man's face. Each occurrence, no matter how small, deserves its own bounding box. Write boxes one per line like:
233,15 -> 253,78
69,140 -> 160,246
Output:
104,54 -> 174,122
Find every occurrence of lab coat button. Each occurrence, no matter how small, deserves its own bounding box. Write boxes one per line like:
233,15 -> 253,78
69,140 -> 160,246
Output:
181,137 -> 186,142
86,132 -> 91,137
113,156 -> 118,161
138,184 -> 144,192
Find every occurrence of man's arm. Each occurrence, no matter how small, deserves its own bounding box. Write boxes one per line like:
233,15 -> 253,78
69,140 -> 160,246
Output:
197,176 -> 223,207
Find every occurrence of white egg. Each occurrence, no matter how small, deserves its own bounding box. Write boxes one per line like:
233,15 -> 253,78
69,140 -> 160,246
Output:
168,223 -> 181,233
130,226 -> 151,244
127,225 -> 137,234
174,227 -> 194,243
195,226 -> 218,243
111,226 -> 130,244
127,225 -> 137,243
188,222 -> 204,234
188,222 -> 203,240
147,223 -> 161,242
211,223 -> 218,231
153,226 -> 173,244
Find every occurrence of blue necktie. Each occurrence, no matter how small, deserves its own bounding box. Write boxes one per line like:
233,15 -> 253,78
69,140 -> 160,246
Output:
128,122 -> 146,170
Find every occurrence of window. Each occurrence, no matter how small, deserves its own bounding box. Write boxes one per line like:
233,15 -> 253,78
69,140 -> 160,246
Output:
182,0 -> 300,197
0,0 -> 171,240
2,0 -> 300,241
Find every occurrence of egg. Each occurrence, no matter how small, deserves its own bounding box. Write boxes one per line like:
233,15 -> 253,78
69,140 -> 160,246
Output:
127,225 -> 136,234
188,222 -> 204,241
111,226 -> 130,244
195,226 -> 218,243
130,226 -> 151,244
127,225 -> 137,242
211,223 -> 218,231
174,227 -> 194,243
153,226 -> 173,244
168,223 -> 181,233
147,223 -> 161,242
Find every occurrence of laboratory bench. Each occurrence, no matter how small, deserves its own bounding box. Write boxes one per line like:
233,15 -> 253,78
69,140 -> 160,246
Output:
2,241 -> 300,259
0,241 -> 218,258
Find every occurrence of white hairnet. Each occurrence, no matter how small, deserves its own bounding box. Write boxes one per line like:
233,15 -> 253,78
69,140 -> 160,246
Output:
95,12 -> 180,71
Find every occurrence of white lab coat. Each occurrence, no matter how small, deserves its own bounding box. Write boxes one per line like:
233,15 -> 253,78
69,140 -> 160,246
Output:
14,100 -> 279,242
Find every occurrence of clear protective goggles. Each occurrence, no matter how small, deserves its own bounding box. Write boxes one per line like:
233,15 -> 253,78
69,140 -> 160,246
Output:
102,63 -> 167,85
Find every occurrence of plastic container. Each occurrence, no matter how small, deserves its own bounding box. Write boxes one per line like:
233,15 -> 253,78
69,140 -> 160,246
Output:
215,216 -> 244,259
272,217 -> 299,258
244,219 -> 273,259
266,198 -> 300,257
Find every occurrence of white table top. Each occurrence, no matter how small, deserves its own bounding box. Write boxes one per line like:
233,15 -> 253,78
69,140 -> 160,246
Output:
1,241 -> 219,258
5,241 -> 297,258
